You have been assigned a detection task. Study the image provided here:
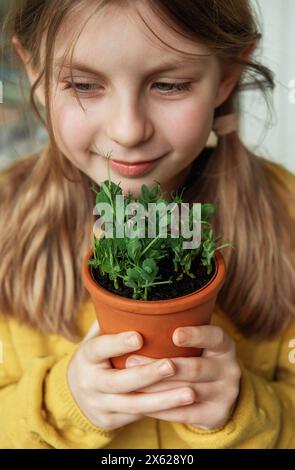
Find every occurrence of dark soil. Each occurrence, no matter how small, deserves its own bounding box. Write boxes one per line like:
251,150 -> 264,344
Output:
91,253 -> 216,301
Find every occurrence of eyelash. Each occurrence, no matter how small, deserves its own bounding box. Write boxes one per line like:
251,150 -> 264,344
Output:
62,81 -> 193,96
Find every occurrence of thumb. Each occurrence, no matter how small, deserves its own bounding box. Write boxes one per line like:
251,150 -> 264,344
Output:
82,320 -> 100,343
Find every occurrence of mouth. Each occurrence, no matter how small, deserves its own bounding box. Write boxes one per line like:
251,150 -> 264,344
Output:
92,153 -> 166,178
111,156 -> 162,164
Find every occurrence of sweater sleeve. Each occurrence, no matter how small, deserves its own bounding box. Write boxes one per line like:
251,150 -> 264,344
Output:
0,317 -> 120,449
169,318 -> 295,449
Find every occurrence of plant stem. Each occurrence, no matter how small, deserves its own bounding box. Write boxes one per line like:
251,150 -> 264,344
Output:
105,153 -> 117,225
143,279 -> 173,288
141,233 -> 162,257
216,242 -> 234,250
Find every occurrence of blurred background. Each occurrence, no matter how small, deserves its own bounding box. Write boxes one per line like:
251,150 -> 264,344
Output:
0,0 -> 48,172
0,0 -> 294,173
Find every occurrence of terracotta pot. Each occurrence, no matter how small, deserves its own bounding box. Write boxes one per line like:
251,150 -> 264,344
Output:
82,249 -> 226,369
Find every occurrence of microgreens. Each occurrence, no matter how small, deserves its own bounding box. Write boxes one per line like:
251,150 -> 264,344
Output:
87,151 -> 233,300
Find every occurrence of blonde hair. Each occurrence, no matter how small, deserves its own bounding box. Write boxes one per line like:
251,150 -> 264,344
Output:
1,0 -> 294,341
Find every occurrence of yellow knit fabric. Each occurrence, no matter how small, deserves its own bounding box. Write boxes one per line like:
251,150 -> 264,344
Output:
0,159 -> 294,449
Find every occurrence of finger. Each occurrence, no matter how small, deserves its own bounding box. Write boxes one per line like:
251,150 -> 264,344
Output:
97,358 -> 177,393
83,330 -> 143,363
126,355 -> 222,382
145,401 -> 225,429
145,402 -> 199,422
106,412 -> 144,429
138,381 -> 190,393
173,325 -> 234,355
137,380 -> 224,403
100,387 -> 196,414
125,355 -> 155,368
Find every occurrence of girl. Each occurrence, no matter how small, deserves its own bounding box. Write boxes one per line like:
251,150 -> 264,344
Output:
0,0 -> 295,449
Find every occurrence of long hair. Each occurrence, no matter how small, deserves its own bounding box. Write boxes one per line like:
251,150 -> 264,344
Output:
1,0 -> 294,341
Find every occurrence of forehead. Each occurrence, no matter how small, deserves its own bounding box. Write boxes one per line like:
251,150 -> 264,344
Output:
54,1 -> 214,70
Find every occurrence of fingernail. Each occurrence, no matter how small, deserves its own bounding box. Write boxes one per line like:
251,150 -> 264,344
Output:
158,360 -> 174,376
177,330 -> 187,345
180,391 -> 194,404
126,334 -> 140,348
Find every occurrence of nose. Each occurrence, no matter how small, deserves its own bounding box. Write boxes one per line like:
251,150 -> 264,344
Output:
105,95 -> 154,149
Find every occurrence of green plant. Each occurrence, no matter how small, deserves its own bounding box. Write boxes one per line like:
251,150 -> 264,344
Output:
87,152 -> 233,300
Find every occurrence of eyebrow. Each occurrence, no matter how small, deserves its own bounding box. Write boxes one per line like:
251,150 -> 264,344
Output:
54,56 -> 209,76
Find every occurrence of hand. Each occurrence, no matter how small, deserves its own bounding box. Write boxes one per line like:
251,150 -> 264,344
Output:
125,325 -> 242,430
67,322 -> 196,431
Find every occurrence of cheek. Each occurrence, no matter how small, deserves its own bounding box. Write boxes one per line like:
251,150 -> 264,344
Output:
52,104 -> 93,155
162,87 -> 216,150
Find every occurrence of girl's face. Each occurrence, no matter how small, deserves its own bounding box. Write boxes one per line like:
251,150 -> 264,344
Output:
32,3 -> 235,197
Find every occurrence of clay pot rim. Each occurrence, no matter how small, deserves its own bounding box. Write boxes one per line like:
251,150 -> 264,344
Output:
82,248 -> 226,315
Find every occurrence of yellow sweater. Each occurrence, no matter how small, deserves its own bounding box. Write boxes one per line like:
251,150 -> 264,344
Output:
0,159 -> 295,449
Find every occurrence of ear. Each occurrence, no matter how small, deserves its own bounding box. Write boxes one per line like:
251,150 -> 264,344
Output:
214,42 -> 256,109
11,35 -> 46,107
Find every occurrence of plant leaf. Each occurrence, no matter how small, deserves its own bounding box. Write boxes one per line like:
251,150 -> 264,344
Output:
127,238 -> 142,262
201,203 -> 216,221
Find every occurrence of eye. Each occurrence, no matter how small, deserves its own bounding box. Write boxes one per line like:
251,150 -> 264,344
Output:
62,80 -> 193,96
152,82 -> 192,95
63,81 -> 100,93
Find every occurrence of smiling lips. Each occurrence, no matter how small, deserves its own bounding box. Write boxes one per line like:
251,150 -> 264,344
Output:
108,155 -> 164,177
